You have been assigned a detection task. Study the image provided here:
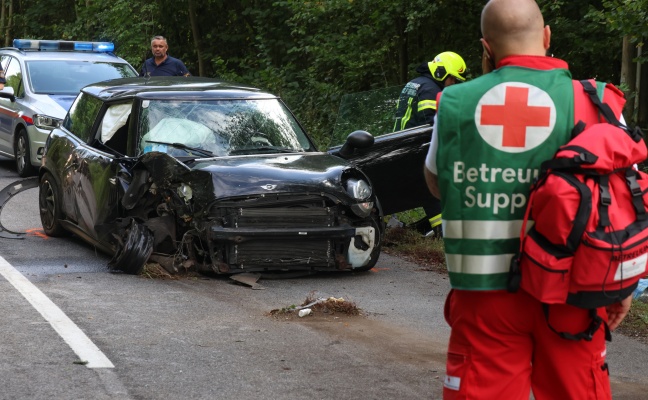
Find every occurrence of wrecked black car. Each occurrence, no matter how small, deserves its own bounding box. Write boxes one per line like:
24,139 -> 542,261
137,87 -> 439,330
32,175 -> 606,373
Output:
39,77 -> 385,276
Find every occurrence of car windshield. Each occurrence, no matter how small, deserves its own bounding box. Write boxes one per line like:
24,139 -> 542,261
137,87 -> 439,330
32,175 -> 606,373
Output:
26,60 -> 137,95
137,98 -> 314,157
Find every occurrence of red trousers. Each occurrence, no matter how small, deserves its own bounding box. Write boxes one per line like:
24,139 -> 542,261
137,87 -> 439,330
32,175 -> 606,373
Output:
442,289 -> 611,400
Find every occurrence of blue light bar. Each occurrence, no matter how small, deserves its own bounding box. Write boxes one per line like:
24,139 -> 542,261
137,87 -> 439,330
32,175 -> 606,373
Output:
12,39 -> 115,53
73,42 -> 94,51
93,42 -> 114,52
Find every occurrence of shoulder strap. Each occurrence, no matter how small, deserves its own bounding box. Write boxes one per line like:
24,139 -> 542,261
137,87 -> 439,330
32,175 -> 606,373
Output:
579,80 -> 622,126
577,80 -> 643,143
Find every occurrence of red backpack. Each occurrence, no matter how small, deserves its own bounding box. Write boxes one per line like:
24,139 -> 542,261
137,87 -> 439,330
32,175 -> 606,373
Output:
508,80 -> 648,341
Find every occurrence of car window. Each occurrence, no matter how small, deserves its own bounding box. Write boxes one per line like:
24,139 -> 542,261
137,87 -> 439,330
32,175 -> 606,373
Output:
137,98 -> 314,156
3,56 -> 24,98
26,61 -> 136,95
63,93 -> 103,142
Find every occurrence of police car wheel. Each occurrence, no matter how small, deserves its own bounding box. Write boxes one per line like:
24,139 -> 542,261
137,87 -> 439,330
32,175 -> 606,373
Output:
16,128 -> 36,177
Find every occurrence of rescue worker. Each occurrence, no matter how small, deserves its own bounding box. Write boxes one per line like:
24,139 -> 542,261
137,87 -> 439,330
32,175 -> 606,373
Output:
393,52 -> 466,236
424,0 -> 631,398
393,51 -> 466,131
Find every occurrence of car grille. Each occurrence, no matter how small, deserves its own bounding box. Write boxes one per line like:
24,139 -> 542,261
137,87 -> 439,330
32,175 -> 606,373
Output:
209,196 -> 351,271
232,207 -> 335,228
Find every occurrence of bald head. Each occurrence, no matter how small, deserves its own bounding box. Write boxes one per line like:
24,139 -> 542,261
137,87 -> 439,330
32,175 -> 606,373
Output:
481,0 -> 549,63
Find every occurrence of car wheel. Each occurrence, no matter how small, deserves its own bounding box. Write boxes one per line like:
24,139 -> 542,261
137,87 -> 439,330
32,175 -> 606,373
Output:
16,128 -> 36,177
39,172 -> 67,236
108,219 -> 154,275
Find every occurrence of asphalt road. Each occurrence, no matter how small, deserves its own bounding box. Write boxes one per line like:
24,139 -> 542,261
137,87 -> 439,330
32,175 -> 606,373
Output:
0,158 -> 646,400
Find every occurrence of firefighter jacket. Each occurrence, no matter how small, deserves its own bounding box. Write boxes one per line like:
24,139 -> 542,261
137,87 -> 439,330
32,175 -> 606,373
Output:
393,63 -> 443,131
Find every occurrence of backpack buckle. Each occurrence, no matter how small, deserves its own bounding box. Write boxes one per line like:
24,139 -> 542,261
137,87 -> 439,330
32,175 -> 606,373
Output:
599,184 -> 612,206
626,173 -> 642,196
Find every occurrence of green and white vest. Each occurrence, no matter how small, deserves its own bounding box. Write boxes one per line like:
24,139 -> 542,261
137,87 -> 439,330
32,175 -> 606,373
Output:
436,65 -> 582,290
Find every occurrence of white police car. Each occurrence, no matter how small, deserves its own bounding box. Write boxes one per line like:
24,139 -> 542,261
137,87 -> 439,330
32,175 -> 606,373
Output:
0,39 -> 138,176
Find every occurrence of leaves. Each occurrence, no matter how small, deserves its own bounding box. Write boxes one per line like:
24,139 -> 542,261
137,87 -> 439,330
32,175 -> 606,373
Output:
0,0 -> 643,142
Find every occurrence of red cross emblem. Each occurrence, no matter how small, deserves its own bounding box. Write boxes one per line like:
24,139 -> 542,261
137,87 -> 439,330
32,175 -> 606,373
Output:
480,86 -> 551,148
475,83 -> 555,153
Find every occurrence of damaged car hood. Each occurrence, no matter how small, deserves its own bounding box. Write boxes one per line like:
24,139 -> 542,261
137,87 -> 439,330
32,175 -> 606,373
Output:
190,153 -> 357,199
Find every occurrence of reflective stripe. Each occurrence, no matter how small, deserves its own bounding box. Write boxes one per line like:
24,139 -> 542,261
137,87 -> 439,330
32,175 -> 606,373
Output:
428,213 -> 442,228
418,99 -> 437,111
400,97 -> 414,130
446,253 -> 513,274
443,219 -> 533,240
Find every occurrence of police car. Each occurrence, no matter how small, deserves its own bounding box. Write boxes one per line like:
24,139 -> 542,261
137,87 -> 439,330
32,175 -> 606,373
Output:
0,39 -> 138,176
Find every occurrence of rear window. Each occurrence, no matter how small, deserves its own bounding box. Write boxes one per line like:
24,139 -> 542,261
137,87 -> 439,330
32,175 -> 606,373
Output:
26,60 -> 136,95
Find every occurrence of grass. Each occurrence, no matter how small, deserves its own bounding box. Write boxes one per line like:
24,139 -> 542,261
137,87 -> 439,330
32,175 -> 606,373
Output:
382,226 -> 447,273
616,299 -> 648,344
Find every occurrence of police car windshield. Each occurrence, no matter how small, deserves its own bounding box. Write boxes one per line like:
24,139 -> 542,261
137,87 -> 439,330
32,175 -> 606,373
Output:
26,61 -> 137,95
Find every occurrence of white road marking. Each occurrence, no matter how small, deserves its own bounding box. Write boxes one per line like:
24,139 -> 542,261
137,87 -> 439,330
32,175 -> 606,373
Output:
0,256 -> 114,368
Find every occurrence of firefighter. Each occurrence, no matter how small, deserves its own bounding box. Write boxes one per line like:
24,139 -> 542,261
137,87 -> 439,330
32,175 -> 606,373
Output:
393,51 -> 466,131
393,52 -> 466,236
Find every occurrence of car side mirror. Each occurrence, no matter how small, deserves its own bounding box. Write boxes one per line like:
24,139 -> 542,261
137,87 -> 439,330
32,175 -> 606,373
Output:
338,130 -> 374,159
0,86 -> 15,102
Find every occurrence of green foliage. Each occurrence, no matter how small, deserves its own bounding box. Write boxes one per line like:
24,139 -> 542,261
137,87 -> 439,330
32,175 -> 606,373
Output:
0,0 -> 643,141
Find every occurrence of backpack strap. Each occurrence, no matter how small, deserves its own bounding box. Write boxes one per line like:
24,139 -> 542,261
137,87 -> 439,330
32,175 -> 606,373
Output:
579,80 -> 643,143
579,80 -> 622,126
626,169 -> 648,221
597,174 -> 611,228
542,305 -> 612,342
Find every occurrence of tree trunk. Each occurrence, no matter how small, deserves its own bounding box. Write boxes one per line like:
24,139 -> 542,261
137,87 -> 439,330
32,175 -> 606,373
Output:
4,0 -> 12,47
187,0 -> 204,76
0,0 -> 5,47
396,16 -> 408,84
638,44 -> 647,129
621,36 -> 637,123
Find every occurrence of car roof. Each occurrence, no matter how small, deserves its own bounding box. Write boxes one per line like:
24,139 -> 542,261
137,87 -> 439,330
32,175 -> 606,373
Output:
0,47 -> 131,63
81,77 -> 279,102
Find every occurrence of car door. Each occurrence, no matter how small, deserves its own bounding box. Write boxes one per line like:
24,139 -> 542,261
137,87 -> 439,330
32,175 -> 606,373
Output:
0,55 -> 21,154
53,93 -> 122,242
327,87 -> 436,216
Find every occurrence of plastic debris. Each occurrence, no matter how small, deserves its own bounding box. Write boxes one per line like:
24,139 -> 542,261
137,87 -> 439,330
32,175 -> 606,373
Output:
386,215 -> 404,228
297,297 -> 327,310
298,308 -> 312,317
633,278 -> 648,300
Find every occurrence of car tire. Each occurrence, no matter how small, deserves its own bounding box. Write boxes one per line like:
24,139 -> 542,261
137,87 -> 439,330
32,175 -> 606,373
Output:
108,219 -> 154,275
16,128 -> 36,177
39,172 -> 67,237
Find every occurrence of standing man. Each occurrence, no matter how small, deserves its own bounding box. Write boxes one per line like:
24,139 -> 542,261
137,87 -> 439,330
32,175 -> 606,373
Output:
394,51 -> 466,236
424,0 -> 631,399
140,36 -> 191,77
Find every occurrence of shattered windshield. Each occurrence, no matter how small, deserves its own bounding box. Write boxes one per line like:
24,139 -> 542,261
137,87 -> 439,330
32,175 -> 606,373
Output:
137,98 -> 314,157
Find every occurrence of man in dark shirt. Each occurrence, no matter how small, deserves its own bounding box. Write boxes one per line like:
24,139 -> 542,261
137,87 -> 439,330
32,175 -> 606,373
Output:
140,36 -> 191,77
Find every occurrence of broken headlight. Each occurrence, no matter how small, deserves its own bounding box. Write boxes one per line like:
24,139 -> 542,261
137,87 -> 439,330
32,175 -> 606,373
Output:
346,178 -> 371,200
346,178 -> 373,217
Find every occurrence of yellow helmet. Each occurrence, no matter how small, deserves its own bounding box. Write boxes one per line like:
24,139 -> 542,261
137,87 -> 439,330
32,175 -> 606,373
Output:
428,51 -> 466,82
